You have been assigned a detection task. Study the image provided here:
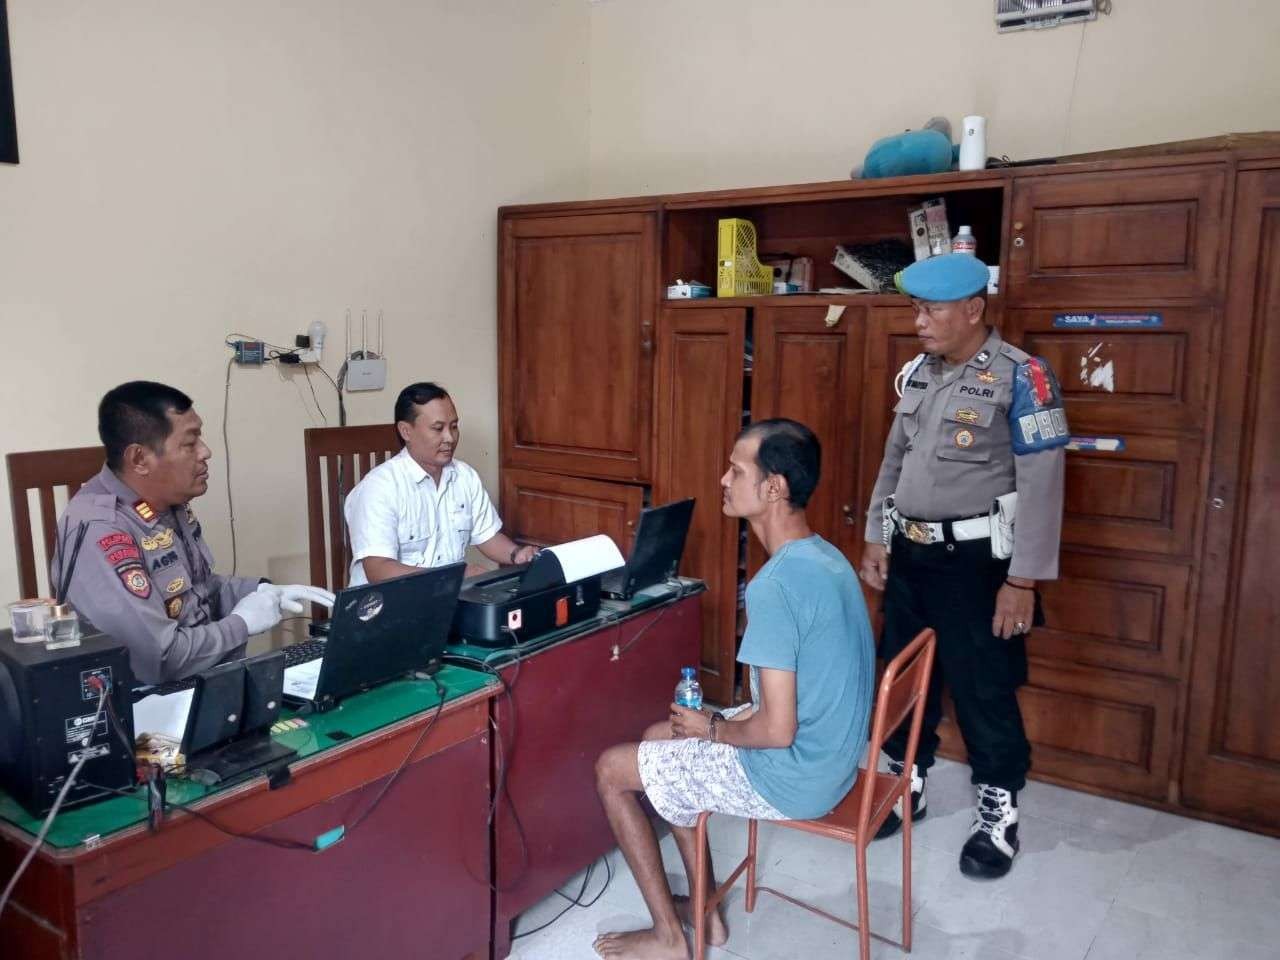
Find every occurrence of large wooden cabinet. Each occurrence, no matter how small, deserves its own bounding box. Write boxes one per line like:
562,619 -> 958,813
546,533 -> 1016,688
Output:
497,138 -> 1280,835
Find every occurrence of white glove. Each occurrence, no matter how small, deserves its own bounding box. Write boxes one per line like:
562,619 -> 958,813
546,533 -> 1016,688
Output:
257,582 -> 336,615
231,589 -> 282,635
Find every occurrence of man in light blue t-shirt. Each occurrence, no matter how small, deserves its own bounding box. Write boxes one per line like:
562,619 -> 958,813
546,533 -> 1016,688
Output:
593,419 -> 874,960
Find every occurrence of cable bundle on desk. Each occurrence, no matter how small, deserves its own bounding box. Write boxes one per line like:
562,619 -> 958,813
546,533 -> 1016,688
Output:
88,673 -> 449,853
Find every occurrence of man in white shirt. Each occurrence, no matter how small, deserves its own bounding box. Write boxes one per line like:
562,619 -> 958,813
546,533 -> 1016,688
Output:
344,382 -> 537,585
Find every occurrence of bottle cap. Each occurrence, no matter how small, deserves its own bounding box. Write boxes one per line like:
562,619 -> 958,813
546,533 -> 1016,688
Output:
681,666 -> 696,678
50,603 -> 75,619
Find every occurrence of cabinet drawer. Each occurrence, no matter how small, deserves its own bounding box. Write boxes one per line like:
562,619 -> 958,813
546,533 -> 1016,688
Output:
1033,552 -> 1190,678
499,468 -> 643,550
1005,308 -> 1214,433
1007,166 -> 1226,305
1062,434 -> 1202,558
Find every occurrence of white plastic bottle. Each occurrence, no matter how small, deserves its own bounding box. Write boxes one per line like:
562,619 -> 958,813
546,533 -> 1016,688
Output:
959,115 -> 987,171
952,225 -> 977,256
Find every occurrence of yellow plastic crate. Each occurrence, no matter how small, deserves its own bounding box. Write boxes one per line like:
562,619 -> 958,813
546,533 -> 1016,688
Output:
717,218 -> 773,298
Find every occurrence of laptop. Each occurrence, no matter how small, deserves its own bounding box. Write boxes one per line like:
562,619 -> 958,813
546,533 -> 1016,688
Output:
282,562 -> 466,712
601,498 -> 696,600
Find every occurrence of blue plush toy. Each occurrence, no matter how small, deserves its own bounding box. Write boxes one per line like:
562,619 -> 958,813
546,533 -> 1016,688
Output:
855,117 -> 961,179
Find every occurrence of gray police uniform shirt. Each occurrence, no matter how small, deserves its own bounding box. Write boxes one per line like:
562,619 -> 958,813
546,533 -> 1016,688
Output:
53,465 -> 260,684
864,328 -> 1068,581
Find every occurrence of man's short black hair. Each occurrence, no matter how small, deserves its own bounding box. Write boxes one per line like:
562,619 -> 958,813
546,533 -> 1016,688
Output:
99,381 -> 194,472
738,418 -> 822,509
393,382 -> 452,446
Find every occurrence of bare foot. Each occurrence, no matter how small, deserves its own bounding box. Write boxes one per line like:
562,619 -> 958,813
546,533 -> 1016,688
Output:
673,895 -> 729,947
593,927 -> 688,959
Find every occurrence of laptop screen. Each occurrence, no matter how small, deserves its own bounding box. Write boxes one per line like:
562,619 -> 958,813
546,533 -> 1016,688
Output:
315,562 -> 466,702
619,498 -> 696,595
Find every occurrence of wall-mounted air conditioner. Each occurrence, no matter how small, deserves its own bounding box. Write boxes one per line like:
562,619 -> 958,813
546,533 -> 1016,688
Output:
996,0 -> 1099,33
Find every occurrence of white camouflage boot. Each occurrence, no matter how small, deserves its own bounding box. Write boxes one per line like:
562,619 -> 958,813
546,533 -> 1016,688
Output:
874,758 -> 927,840
959,783 -> 1019,878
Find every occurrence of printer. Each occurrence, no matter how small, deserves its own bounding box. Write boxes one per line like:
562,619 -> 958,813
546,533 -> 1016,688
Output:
452,534 -> 623,646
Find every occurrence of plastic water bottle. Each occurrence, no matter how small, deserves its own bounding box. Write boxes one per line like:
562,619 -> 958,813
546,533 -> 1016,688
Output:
952,225 -> 977,256
675,666 -> 703,710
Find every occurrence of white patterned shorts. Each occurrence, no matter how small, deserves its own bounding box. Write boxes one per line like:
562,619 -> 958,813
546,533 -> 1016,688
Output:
637,735 -> 790,829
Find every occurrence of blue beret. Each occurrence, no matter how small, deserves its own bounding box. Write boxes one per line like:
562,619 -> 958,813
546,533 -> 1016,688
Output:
894,253 -> 990,301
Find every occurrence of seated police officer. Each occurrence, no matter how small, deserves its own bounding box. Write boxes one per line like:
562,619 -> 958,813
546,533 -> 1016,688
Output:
860,253 -> 1068,880
343,381 -> 536,585
53,381 -> 335,685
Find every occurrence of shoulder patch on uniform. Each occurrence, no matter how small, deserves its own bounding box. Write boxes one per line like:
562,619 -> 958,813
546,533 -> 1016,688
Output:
120,566 -> 152,599
1009,357 -> 1070,454
98,531 -> 136,552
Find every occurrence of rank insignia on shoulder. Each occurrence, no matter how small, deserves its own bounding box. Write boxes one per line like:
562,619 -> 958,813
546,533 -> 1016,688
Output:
140,528 -> 175,552
976,370 -> 999,384
133,500 -> 156,522
955,428 -> 975,448
975,350 -> 991,364
165,576 -> 186,595
120,567 -> 152,599
955,408 -> 981,425
166,596 -> 183,619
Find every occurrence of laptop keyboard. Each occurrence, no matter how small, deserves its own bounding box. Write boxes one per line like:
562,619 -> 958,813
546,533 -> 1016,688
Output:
282,639 -> 327,669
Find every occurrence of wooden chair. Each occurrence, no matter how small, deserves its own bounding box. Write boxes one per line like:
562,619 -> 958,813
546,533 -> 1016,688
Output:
6,446 -> 106,599
691,627 -> 937,960
303,425 -> 400,600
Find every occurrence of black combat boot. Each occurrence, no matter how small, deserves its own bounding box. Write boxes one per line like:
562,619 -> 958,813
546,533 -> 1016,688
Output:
874,759 -> 927,840
959,783 -> 1019,879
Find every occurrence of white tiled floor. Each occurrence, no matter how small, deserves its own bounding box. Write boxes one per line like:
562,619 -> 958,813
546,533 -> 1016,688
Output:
506,759 -> 1280,959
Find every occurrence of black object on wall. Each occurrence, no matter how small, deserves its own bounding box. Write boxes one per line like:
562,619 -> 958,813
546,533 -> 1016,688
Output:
0,0 -> 16,164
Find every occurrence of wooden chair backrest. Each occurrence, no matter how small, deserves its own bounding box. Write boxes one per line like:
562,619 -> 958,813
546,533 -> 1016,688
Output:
303,425 -> 401,597
6,446 -> 106,598
856,628 -> 937,833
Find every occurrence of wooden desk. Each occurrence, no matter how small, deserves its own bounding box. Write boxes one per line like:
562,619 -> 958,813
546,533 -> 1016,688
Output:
0,666 -> 498,960
448,586 -> 703,959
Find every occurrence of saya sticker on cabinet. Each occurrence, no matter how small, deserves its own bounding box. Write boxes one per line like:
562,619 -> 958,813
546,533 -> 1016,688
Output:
1079,341 -> 1115,393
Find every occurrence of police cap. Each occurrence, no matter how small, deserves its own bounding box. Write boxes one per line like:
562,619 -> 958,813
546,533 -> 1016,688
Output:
894,252 -> 990,301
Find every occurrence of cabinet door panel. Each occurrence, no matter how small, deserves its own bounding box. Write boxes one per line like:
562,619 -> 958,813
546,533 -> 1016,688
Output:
1004,308 -> 1214,433
1183,169 -> 1280,829
1033,552 -> 1189,679
1061,434 -> 1201,557
751,307 -> 865,566
500,212 -> 657,481
500,468 -> 643,550
1007,167 -> 1226,305
654,308 -> 746,705
939,661 -> 1177,800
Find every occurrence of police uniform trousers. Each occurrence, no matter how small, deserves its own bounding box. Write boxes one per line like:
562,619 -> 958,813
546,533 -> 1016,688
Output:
881,531 -> 1037,792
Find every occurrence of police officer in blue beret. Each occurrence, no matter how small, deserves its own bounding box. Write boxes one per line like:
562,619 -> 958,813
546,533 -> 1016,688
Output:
861,253 -> 1069,879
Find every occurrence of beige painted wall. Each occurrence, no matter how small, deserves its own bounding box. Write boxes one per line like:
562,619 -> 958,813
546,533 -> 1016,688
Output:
587,0 -> 1280,196
0,1 -> 589,603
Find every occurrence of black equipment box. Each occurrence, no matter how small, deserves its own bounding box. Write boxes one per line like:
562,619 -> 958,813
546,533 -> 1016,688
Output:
452,570 -> 602,647
0,628 -> 136,816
